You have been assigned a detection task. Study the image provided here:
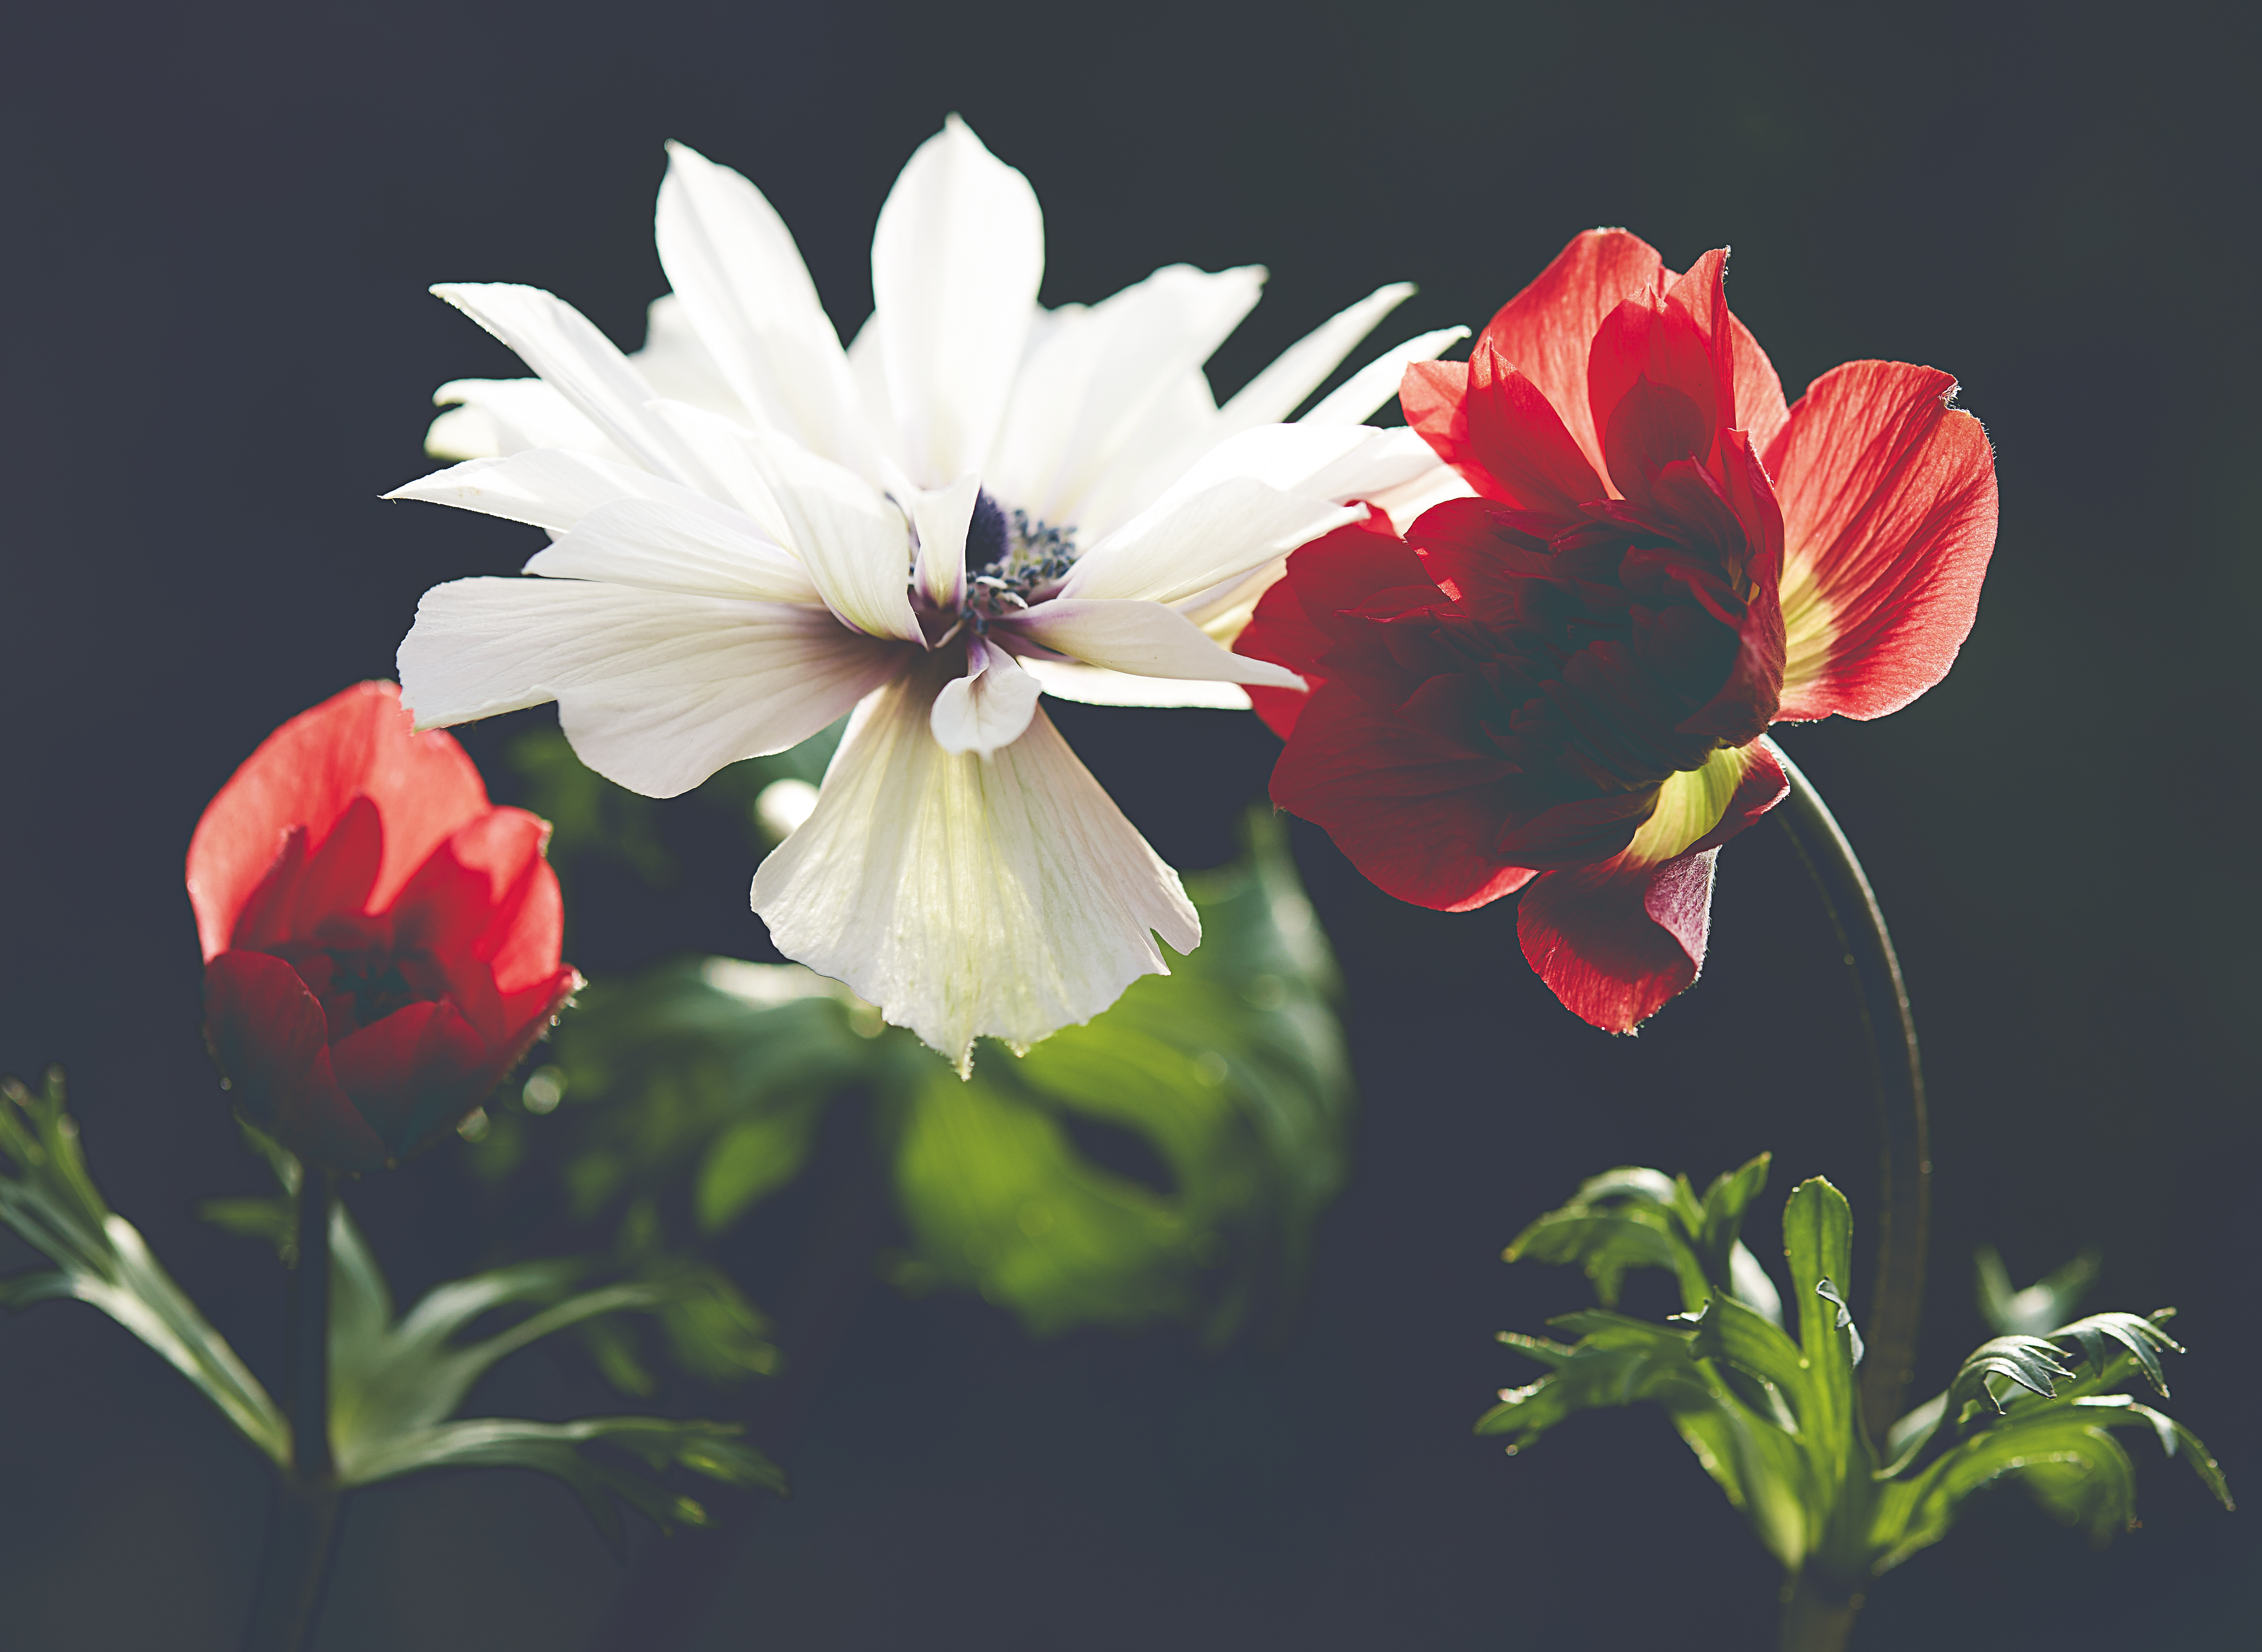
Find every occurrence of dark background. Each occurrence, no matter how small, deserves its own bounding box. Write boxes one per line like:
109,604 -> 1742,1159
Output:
2,0 -> 2255,1645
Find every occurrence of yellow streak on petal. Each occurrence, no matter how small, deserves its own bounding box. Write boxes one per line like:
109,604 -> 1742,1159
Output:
1778,555 -> 1839,713
1622,745 -> 1754,868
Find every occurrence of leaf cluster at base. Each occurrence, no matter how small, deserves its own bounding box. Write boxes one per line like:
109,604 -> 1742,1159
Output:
1480,1154 -> 2230,1598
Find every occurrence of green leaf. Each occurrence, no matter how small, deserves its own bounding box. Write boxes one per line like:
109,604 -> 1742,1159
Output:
1873,1414 -> 2138,1567
2076,1397 -> 2234,1511
1686,1291 -> 1811,1411
1505,1208 -> 1686,1309
1977,1245 -> 2100,1338
1695,1153 -> 1772,1299
888,812 -> 1354,1343
0,1070 -> 288,1465
1947,1334 -> 2078,1418
340,1415 -> 785,1555
2052,1311 -> 2181,1399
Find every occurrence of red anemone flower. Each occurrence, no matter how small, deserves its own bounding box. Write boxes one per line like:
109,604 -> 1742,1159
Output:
186,682 -> 579,1170
1237,231 -> 1996,1032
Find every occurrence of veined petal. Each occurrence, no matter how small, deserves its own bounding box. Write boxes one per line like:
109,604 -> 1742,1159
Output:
930,638 -> 1042,755
1218,282 -> 1412,428
1002,597 -> 1304,689
629,293 -> 748,417
1299,326 -> 1470,426
1766,361 -> 1998,721
398,577 -> 905,797
385,448 -> 687,534
1015,660 -> 1253,710
1060,478 -> 1357,607
524,496 -> 820,604
655,142 -> 873,472
1268,682 -> 1535,913
431,284 -> 714,488
1148,423 -> 1448,514
427,376 -> 617,461
1516,740 -> 1790,1033
1472,228 -> 1667,479
986,263 -> 1264,526
908,473 -> 980,611
753,666 -> 1200,1071
729,428 -> 923,643
870,117 -> 1043,484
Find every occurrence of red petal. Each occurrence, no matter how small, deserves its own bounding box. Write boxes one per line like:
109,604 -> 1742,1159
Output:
1515,740 -> 1789,1032
1587,267 -> 1725,492
187,682 -> 490,962
1765,362 -> 1999,720
1465,342 -> 1606,518
1401,358 -> 1515,500
1269,682 -> 1535,912
1236,513 -> 1433,739
1472,229 -> 1666,480
203,951 -> 387,1171
1677,432 -> 1787,745
1729,311 -> 1789,460
327,998 -> 494,1161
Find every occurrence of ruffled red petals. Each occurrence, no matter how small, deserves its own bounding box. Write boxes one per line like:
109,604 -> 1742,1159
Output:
1516,741 -> 1790,1032
1268,682 -> 1536,912
187,680 -> 488,963
188,683 -> 577,1168
1768,361 -> 1999,721
1235,512 -> 1430,739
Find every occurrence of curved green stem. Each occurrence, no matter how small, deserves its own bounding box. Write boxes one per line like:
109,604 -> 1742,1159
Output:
1778,1572 -> 1861,1652
1771,749 -> 1930,1443
242,1169 -> 339,1652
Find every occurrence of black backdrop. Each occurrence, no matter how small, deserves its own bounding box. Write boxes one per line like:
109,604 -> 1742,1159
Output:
3,2 -> 2255,1646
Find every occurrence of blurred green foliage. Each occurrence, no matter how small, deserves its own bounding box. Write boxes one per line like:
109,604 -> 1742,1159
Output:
489,727 -> 1354,1369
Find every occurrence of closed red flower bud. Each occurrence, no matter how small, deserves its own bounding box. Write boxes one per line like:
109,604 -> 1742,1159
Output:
186,682 -> 580,1170
1239,232 -> 1996,1033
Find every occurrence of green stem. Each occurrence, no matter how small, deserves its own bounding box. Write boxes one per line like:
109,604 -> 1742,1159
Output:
1778,1571 -> 1861,1652
242,1169 -> 339,1652
1772,749 -> 1930,1443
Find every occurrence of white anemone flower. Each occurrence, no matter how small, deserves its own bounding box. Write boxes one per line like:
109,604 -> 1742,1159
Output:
392,117 -> 1468,1072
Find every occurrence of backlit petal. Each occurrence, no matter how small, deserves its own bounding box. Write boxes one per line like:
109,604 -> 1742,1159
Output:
524,496 -> 820,605
1015,661 -> 1254,710
753,666 -> 1200,1072
427,376 -> 616,461
187,682 -> 490,960
987,263 -> 1264,525
1218,282 -> 1412,427
654,142 -> 873,472
1003,597 -> 1304,689
1299,326 -> 1469,427
870,117 -> 1043,484
1767,361 -> 1998,721
386,448 -> 696,535
1060,478 -> 1355,607
204,950 -> 387,1171
728,428 -> 923,643
398,578 -> 905,797
908,473 -> 979,611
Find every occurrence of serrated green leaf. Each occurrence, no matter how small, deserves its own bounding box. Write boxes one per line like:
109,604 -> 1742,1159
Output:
1874,1414 -> 2137,1568
1947,1335 -> 2077,1418
0,1071 -> 288,1465
2052,1312 -> 2181,1398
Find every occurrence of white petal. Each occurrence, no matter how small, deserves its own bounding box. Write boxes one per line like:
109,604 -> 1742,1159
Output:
1002,598 -> 1303,689
629,294 -> 750,417
1367,461 -> 1478,534
752,668 -> 1200,1071
643,399 -> 798,543
654,143 -> 873,471
427,376 -> 619,461
930,638 -> 1042,755
870,117 -> 1043,484
400,577 -> 904,797
730,429 -> 922,643
385,448 -> 681,533
1058,478 -> 1355,607
908,473 -> 979,611
1217,282 -> 1414,428
525,497 -> 820,604
985,264 -> 1265,526
432,284 -> 713,487
1299,325 -> 1470,425
1146,421 -> 1444,508
1016,660 -> 1254,710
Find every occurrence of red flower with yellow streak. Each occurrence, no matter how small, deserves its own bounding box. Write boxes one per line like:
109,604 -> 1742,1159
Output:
1237,231 -> 1996,1031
